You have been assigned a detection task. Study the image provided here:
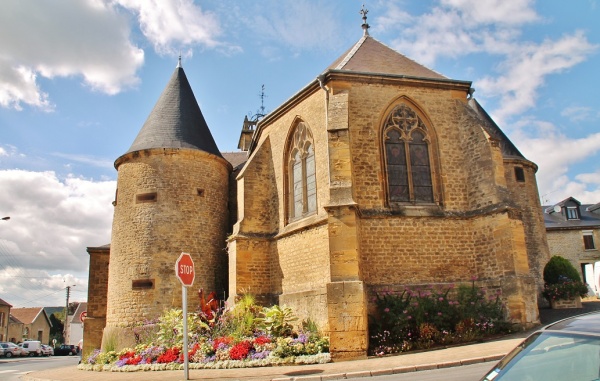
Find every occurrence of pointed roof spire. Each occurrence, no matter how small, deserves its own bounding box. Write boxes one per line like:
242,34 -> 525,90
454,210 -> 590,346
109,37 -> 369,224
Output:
124,66 -> 222,158
360,4 -> 370,36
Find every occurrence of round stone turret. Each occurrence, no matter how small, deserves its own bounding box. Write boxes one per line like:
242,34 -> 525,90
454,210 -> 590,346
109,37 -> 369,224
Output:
103,64 -> 230,349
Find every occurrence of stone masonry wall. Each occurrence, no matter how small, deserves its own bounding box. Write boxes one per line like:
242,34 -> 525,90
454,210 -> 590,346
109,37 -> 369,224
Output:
547,228 -> 600,281
345,82 -> 485,212
83,246 -> 109,357
105,148 -> 230,349
504,161 -> 551,295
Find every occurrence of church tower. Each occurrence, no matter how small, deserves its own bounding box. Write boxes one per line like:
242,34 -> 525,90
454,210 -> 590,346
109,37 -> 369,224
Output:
103,59 -> 231,348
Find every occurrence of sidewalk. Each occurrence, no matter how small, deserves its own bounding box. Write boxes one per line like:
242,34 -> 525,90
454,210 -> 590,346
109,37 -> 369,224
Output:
21,300 -> 600,381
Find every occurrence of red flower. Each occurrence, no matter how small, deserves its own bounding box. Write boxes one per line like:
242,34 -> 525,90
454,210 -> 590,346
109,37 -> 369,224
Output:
213,336 -> 234,351
229,341 -> 252,360
157,347 -> 180,363
254,336 -> 271,345
126,355 -> 142,365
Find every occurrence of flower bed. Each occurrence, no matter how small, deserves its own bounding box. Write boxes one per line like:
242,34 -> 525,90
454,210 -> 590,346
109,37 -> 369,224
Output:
368,280 -> 513,356
79,294 -> 330,372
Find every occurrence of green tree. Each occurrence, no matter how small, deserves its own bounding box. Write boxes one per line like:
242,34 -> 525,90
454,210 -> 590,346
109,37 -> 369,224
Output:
49,313 -> 64,345
543,255 -> 582,284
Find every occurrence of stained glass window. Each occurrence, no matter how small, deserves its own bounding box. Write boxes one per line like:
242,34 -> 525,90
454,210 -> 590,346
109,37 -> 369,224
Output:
384,104 -> 434,204
288,123 -> 317,221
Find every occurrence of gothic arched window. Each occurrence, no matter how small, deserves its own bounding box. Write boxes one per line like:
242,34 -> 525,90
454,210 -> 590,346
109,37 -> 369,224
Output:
288,122 -> 317,221
384,104 -> 434,203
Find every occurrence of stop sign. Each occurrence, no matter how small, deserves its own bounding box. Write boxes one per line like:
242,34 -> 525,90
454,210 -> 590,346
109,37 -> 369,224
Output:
175,252 -> 195,287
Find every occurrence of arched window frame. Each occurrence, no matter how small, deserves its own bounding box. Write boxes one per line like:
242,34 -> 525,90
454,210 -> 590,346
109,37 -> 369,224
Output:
286,121 -> 317,223
381,101 -> 440,206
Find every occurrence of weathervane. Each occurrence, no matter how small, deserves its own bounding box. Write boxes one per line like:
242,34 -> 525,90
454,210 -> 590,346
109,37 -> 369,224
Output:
360,4 -> 370,36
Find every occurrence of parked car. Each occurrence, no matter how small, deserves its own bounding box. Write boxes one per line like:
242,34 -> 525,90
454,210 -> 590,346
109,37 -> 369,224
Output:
53,344 -> 77,356
17,343 -> 29,356
0,342 -> 22,358
480,311 -> 600,381
41,344 -> 53,356
20,340 -> 42,356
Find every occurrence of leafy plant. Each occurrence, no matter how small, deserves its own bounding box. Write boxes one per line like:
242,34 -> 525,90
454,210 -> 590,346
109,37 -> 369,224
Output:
368,282 -> 509,356
542,281 -> 588,301
543,255 -> 582,284
256,305 -> 297,337
542,255 -> 587,302
156,309 -> 209,347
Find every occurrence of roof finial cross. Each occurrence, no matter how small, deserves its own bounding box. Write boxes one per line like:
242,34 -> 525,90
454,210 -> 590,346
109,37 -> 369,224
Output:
360,4 -> 370,36
177,53 -> 182,68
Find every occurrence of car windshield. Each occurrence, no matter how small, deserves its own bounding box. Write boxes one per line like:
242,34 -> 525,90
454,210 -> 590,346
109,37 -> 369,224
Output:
482,331 -> 600,381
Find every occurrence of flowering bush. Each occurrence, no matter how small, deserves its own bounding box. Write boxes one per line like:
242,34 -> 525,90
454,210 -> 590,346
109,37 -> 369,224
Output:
542,280 -> 588,301
541,256 -> 588,302
368,280 -> 511,356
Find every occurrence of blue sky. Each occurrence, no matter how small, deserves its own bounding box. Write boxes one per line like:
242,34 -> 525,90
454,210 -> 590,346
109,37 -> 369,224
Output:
0,0 -> 599,308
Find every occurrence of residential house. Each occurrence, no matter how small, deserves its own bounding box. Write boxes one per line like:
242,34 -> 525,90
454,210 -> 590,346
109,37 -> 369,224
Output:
10,307 -> 52,344
0,297 -> 11,341
66,302 -> 86,346
7,315 -> 23,343
543,197 -> 600,295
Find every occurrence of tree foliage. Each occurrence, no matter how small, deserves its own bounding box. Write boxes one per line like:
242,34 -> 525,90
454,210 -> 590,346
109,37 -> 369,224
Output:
543,255 -> 582,284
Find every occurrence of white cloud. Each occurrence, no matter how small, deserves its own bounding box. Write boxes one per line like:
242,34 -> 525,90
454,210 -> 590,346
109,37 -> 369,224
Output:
561,106 -> 596,123
0,62 -> 53,111
509,120 -> 600,204
0,170 -> 115,307
230,0 -> 342,57
440,0 -> 539,25
0,0 -> 144,109
115,0 -> 224,55
478,31 -> 597,125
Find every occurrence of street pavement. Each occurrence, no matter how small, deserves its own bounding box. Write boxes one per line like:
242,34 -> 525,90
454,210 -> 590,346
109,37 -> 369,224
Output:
20,299 -> 600,381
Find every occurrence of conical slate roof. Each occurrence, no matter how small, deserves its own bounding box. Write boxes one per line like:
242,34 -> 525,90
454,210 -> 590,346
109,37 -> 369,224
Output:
326,35 -> 446,79
125,65 -> 221,157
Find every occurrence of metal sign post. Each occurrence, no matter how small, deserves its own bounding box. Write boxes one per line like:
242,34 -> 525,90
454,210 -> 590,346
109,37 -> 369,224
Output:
182,285 -> 189,380
175,253 -> 195,380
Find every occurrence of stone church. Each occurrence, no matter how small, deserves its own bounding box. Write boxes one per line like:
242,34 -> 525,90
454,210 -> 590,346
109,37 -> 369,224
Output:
84,15 -> 550,359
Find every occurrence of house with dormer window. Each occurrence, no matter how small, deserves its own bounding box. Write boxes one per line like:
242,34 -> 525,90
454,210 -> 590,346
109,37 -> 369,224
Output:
543,197 -> 600,296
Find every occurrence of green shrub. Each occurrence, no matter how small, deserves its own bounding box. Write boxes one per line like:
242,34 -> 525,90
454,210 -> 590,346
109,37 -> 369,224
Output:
368,282 -> 510,356
543,255 -> 582,284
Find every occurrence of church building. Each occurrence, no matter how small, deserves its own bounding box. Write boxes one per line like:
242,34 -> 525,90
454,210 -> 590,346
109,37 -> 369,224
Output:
84,13 -> 550,360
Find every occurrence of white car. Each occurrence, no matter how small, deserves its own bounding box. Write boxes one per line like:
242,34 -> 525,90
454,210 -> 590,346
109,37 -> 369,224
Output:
41,344 -> 53,356
20,340 -> 42,356
0,342 -> 21,358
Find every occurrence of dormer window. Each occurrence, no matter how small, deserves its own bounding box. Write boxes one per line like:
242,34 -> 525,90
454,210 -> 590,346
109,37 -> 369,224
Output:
566,206 -> 579,220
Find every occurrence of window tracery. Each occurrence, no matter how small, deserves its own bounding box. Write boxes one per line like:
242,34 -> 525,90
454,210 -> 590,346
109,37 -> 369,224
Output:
287,122 -> 316,221
384,104 -> 434,203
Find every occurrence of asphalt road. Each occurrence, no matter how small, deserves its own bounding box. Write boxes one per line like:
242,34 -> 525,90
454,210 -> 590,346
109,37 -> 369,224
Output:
0,355 -> 79,381
344,362 -> 491,381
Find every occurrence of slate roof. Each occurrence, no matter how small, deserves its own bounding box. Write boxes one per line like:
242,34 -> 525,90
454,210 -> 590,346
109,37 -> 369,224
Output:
465,98 -> 525,159
70,302 -> 87,324
325,35 -> 447,80
542,197 -> 600,230
125,65 -> 221,158
221,152 -> 247,171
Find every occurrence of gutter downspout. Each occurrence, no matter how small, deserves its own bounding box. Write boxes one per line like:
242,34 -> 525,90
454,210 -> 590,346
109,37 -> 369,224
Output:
317,74 -> 331,189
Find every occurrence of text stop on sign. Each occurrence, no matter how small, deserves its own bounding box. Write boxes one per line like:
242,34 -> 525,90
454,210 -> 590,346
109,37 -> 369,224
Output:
175,252 -> 195,287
